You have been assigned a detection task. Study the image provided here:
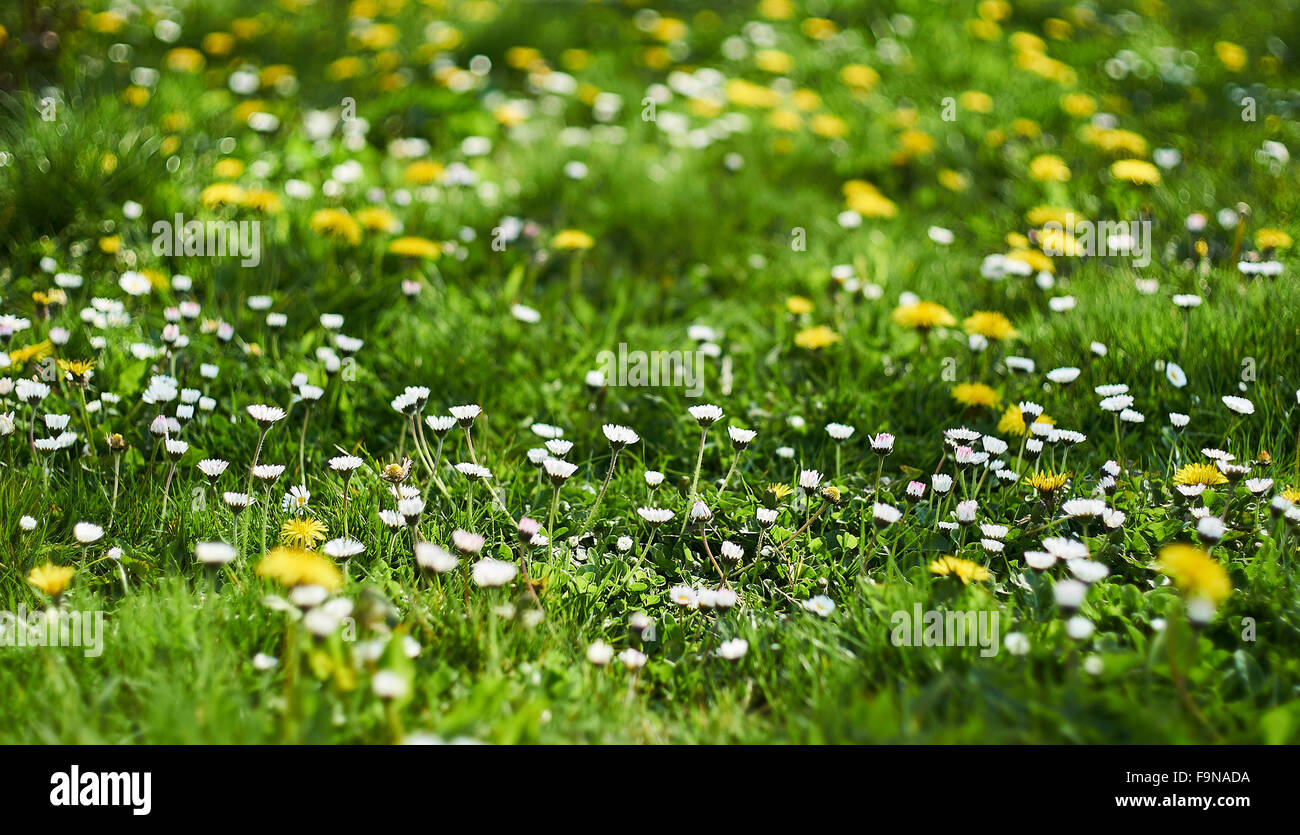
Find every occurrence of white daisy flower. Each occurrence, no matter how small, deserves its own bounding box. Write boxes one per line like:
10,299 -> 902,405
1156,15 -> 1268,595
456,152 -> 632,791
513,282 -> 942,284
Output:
73,522 -> 104,544
716,638 -> 749,660
1221,395 -> 1254,416
195,542 -> 237,566
688,404 -> 724,426
415,542 -> 458,573
728,426 -> 757,448
471,558 -> 517,587
825,423 -> 855,441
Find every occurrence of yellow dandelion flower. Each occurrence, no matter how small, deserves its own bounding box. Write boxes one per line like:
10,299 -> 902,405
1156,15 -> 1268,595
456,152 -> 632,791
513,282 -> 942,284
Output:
1173,463 -> 1228,487
241,188 -> 283,214
213,158 -> 244,179
281,517 -> 328,550
1005,248 -> 1055,273
552,229 -> 594,251
766,483 -> 794,502
310,209 -> 362,246
801,17 -> 837,39
1281,487 -> 1300,503
1060,92 -> 1096,117
997,405 -> 1053,437
810,113 -> 848,139
1028,470 -> 1069,493
840,64 -> 880,91
938,169 -> 970,192
388,236 -> 442,260
29,563 -> 75,598
1025,206 -> 1075,228
794,325 -> 841,350
200,182 -> 247,209
963,311 -> 1017,341
785,296 -> 814,315
959,90 -> 994,113
9,340 -> 53,367
404,160 -> 445,185
755,49 -> 793,74
1214,41 -> 1247,72
1082,126 -> 1148,156
1110,159 -> 1161,185
899,129 -> 936,156
1255,228 -> 1293,251
952,382 -> 999,409
165,47 -> 205,73
201,31 -> 235,56
1157,544 -> 1231,604
1028,154 -> 1071,182
929,555 -> 991,584
892,301 -> 956,331
767,109 -> 802,132
1011,118 -> 1041,138
725,79 -> 781,109
356,206 -> 401,233
58,358 -> 95,382
257,546 -> 343,591
326,55 -> 365,81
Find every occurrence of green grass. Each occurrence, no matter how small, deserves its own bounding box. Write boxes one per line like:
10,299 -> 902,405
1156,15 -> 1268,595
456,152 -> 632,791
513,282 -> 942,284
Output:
0,0 -> 1299,744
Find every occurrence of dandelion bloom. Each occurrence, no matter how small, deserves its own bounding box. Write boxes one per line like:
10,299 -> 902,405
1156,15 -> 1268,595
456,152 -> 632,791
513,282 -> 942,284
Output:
1173,463 -> 1228,487
793,325 -> 841,349
309,209 -> 362,245
1028,470 -> 1069,493
963,311 -> 1017,341
1157,544 -> 1231,605
28,563 -> 75,597
892,301 -> 955,331
281,517 -> 328,549
256,546 -> 343,591
952,382 -> 999,409
1109,159 -> 1160,184
551,229 -> 595,250
387,236 -> 442,259
928,556 -> 990,585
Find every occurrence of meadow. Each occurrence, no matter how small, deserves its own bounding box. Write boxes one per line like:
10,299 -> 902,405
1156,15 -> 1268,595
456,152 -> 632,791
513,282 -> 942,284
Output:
0,0 -> 1298,744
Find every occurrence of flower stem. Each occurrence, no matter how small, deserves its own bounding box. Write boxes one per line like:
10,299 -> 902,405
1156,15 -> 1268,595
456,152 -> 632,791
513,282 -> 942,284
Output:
679,427 -> 708,536
577,447 -> 619,539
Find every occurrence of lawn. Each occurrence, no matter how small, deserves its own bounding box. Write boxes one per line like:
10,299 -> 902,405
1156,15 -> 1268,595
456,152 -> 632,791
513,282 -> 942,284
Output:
0,0 -> 1298,744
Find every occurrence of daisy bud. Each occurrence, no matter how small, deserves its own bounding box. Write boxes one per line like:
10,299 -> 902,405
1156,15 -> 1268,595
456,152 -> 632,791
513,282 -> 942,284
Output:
517,516 -> 542,545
